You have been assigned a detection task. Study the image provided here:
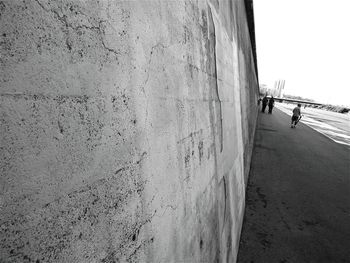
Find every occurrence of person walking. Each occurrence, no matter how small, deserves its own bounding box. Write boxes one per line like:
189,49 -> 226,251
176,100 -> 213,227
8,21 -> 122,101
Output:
291,104 -> 302,128
268,96 -> 275,114
261,95 -> 268,113
258,98 -> 262,106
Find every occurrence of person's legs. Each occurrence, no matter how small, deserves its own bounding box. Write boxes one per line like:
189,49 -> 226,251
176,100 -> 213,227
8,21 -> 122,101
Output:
268,106 -> 273,114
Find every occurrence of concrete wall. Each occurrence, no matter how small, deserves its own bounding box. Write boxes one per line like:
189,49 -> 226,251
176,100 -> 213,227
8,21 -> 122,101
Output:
0,0 -> 258,262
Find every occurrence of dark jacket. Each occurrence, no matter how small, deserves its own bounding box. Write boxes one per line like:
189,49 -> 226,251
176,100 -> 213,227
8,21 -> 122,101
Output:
262,97 -> 268,105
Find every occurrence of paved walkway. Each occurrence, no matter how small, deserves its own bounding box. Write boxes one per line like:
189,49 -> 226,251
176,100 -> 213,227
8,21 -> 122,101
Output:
237,108 -> 350,263
276,103 -> 350,146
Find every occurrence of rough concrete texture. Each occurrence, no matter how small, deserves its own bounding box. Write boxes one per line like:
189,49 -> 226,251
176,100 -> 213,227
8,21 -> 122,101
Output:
0,0 -> 258,262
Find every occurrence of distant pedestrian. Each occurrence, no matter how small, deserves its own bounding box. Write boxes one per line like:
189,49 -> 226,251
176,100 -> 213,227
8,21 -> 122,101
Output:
268,96 -> 275,114
258,98 -> 262,106
291,104 -> 302,128
261,95 -> 268,113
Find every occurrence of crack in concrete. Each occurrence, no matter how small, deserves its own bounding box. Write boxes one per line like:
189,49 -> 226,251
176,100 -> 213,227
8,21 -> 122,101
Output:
147,194 -> 156,207
114,166 -> 127,175
98,20 -> 121,57
211,15 -> 223,153
114,209 -> 157,261
34,0 -> 72,30
207,6 -> 224,155
158,204 -> 178,217
222,176 -> 227,230
143,42 -> 170,87
136,151 -> 148,164
34,0 -> 119,57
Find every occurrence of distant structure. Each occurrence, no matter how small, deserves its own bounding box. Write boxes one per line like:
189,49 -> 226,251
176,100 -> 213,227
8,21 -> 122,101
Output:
274,80 -> 285,97
259,80 -> 285,97
259,84 -> 268,95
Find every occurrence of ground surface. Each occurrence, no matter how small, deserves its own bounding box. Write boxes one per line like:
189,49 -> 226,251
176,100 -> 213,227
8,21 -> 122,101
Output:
237,107 -> 350,263
276,103 -> 350,146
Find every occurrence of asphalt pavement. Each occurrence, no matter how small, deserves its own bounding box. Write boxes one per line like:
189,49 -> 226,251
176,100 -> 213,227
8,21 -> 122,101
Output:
237,108 -> 350,263
276,103 -> 350,146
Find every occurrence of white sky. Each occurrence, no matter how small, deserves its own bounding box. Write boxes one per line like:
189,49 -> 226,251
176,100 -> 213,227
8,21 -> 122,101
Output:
254,0 -> 350,106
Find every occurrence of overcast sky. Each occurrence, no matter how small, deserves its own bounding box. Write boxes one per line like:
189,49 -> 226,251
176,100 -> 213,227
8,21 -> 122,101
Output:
254,0 -> 350,106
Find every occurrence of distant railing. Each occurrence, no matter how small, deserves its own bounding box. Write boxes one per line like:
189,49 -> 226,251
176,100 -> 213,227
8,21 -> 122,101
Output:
268,96 -> 323,106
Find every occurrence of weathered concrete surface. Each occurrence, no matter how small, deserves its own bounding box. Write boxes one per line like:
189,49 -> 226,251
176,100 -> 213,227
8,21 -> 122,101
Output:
0,0 -> 258,262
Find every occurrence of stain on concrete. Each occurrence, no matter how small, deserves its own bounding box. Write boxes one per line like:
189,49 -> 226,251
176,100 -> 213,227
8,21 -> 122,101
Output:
198,140 -> 204,164
256,187 -> 267,208
258,127 -> 277,132
207,6 -> 223,154
1,0 -> 259,262
255,143 -> 276,151
302,219 -> 320,226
